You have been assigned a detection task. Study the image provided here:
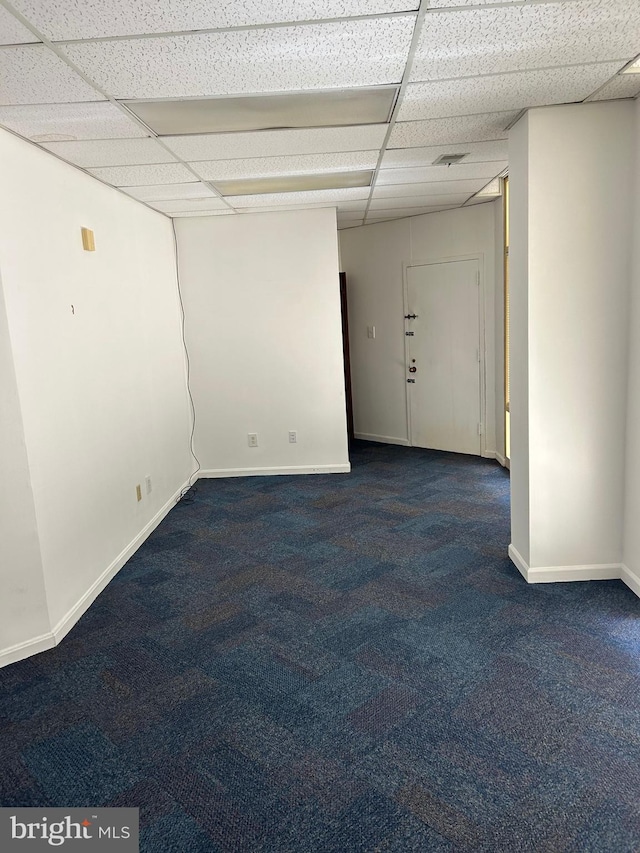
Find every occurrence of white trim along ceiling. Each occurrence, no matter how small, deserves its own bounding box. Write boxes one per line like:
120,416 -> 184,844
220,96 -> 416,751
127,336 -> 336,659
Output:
0,0 -> 639,228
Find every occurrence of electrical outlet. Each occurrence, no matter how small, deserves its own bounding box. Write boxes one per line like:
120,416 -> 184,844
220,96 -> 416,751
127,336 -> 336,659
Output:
289,430 -> 297,443
367,325 -> 376,339
136,484 -> 142,502
145,475 -> 152,495
248,433 -> 258,447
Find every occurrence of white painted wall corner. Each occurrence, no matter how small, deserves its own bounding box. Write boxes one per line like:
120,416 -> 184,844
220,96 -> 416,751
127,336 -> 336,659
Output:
509,544 -> 639,599
0,477 -> 192,669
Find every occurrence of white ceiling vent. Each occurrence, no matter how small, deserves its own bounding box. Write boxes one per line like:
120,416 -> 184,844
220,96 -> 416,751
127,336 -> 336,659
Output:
433,153 -> 468,166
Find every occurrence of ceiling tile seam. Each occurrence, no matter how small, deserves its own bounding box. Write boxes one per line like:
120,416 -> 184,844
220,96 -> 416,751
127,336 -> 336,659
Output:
583,53 -> 640,101
423,0 -> 589,14
395,107 -> 544,123
379,172 -> 506,188
406,58 -> 633,86
80,158 -> 180,168
192,153 -> 506,167
0,120 -> 173,220
0,0 -> 238,213
0,39 -> 41,48
387,133 -> 509,151
0,0 -> 599,49
363,0 -> 430,224
371,192 -> 477,204
502,110 -> 526,131
176,148 -> 383,166
42,11 -> 420,46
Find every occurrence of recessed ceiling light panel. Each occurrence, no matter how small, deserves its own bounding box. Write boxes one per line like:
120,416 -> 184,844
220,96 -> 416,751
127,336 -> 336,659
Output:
213,171 -> 373,196
125,88 -> 398,136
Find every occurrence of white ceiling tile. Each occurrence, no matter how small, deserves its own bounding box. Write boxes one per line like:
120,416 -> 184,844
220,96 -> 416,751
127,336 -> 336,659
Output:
121,182 -> 217,202
227,187 -> 370,207
0,45 -> 104,105
464,196 -> 497,207
234,203 -> 331,213
374,178 -> 486,198
427,0 -> 518,6
87,162 -> 194,186
388,112 -> 518,148
475,176 -> 502,196
61,17 -> 416,100
0,5 -> 39,44
369,193 -> 470,209
42,137 -> 176,167
411,2 -> 640,81
11,0 -> 418,40
335,200 -> 368,212
189,150 -> 379,181
232,199 -> 366,214
0,101 -> 147,142
382,140 -> 508,167
164,124 -> 388,161
149,197 -> 230,213
587,74 -> 640,101
399,64 -> 624,121
171,210 -> 234,217
377,161 -> 507,185
366,204 -> 460,220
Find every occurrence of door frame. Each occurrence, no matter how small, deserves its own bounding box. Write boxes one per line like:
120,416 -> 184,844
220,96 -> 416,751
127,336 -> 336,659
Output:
402,252 -> 488,457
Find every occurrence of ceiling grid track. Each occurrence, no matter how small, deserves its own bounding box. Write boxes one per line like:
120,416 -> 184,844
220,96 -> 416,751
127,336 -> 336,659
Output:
0,0 -> 638,224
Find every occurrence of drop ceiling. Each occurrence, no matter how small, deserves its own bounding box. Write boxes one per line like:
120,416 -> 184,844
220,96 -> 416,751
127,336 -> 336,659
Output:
0,0 -> 638,228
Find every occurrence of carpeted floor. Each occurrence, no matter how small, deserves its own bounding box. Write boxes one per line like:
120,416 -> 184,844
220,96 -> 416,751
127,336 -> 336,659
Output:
1,441 -> 639,852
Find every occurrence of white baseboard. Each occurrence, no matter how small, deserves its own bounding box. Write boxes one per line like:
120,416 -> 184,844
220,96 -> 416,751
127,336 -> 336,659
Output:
0,477 -> 191,668
621,563 -> 640,598
354,433 -> 410,446
0,632 -> 56,669
495,451 -> 507,467
509,544 -> 639,599
199,463 -> 351,478
508,544 -> 529,581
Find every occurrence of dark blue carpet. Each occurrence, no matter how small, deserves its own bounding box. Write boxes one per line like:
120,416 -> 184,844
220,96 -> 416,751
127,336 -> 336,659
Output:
1,441 -> 639,852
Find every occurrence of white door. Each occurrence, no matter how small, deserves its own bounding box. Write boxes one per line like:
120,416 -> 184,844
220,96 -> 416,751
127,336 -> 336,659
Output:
406,259 -> 481,455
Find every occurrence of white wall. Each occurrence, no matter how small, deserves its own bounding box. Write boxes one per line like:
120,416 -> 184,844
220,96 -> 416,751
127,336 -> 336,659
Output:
0,277 -> 50,658
622,98 -> 640,595
508,101 -> 635,578
174,208 -> 350,476
339,202 -> 500,456
0,129 -> 193,660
